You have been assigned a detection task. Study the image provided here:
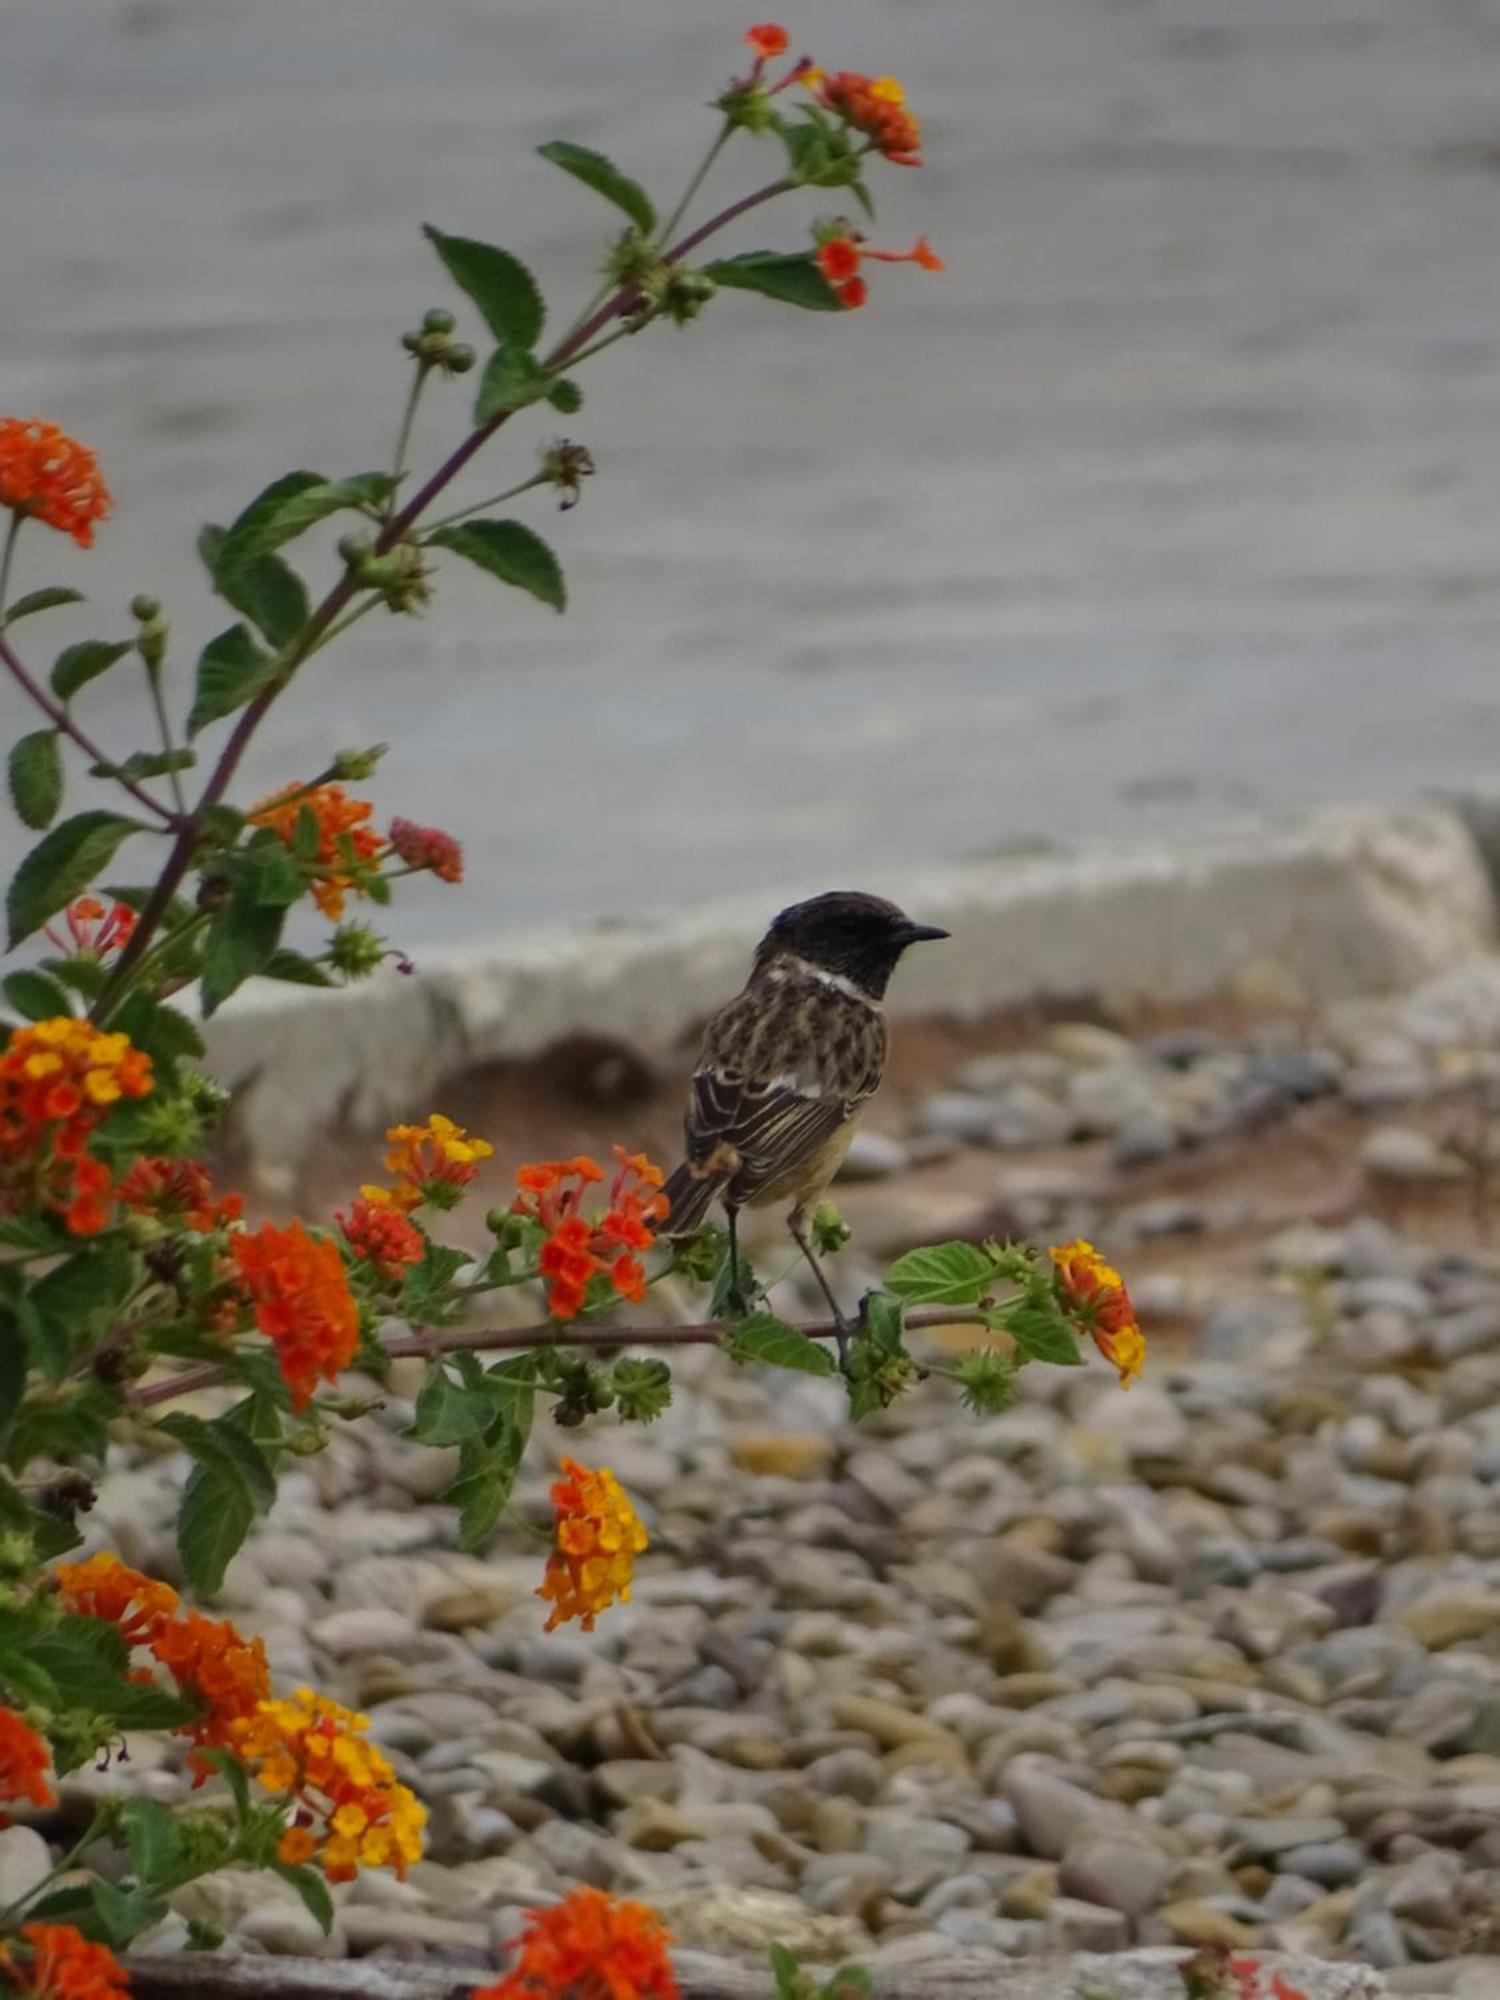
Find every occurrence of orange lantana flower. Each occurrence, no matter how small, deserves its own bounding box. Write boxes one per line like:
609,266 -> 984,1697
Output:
230,1220 -> 359,1410
116,1156 -> 244,1233
150,1610 -> 272,1772
0,418 -> 112,547
815,228 -> 943,309
337,1193 -> 425,1283
538,1459 -> 649,1632
514,1148 -> 668,1320
54,1552 -> 179,1647
248,782 -> 384,920
0,1707 -> 55,1820
0,1923 -> 129,1998
1050,1238 -> 1146,1387
811,69 -> 923,165
478,1886 -> 679,2000
367,1112 -> 493,1213
745,22 -> 789,59
43,897 -> 136,960
0,1018 -> 152,1235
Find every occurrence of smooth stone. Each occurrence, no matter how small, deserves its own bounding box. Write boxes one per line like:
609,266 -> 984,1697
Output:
1402,1590 -> 1500,1650
1362,1126 -> 1466,1183
727,1434 -> 836,1481
1003,1762 -> 1130,1862
1385,1849 -> 1465,1929
1045,1895 -> 1131,1953
1058,1835 -> 1172,1917
309,1606 -> 421,1658
0,1827 -> 53,1909
1277,1842 -> 1366,1889
831,1696 -> 965,1759
1046,1024 -> 1136,1069
1229,1818 -> 1349,1860
1161,1899 -> 1262,1948
838,1130 -> 910,1181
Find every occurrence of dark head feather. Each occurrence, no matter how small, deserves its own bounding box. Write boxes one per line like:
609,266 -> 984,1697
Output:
753,889 -> 949,999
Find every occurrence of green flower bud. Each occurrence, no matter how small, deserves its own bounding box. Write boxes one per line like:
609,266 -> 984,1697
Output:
130,594 -> 161,622
331,744 -> 388,782
955,1347 -> 1018,1417
422,307 -> 457,336
445,342 -> 476,375
809,1202 -> 851,1256
328,923 -> 387,980
611,1357 -> 672,1424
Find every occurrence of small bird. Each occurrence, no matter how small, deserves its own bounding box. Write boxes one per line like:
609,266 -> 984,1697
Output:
660,890 -> 949,1341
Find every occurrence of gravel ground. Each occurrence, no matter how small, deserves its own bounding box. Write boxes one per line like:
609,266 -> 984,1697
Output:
15,960 -> 1500,1992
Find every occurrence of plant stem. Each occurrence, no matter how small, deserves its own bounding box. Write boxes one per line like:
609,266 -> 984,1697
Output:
421,473 -> 551,537
0,513 -> 20,614
143,660 -> 188,816
299,594 -> 382,662
0,628 -> 180,827
656,122 -> 733,249
0,1807 -> 112,1928
385,364 -> 430,518
91,176 -> 797,1019
126,1305 -> 988,1410
93,908 -> 211,1025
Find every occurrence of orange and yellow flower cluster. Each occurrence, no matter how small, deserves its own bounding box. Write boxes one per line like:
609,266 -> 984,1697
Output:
1050,1238 -> 1146,1387
365,1112 -> 493,1213
538,1458 -> 649,1633
0,1017 -> 152,1235
0,417 -> 112,548
514,1148 -> 668,1321
231,1688 -> 426,1883
809,68 -> 923,166
814,227 -> 943,310
230,1221 -> 360,1410
0,1923 -> 129,1998
55,1550 -> 179,1647
477,1886 -> 679,2000
248,785 -> 465,921
0,1707 -> 55,1822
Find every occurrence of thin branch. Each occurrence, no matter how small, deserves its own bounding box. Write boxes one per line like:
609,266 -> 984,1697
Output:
126,1305 -> 986,1411
0,628 -> 182,827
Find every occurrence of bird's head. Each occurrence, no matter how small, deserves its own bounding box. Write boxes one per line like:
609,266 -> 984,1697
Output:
754,890 -> 949,999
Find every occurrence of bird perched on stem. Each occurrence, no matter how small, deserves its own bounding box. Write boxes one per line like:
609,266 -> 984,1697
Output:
660,890 -> 949,1352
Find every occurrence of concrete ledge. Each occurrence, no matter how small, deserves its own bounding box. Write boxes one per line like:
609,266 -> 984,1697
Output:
204,799 -> 1498,1181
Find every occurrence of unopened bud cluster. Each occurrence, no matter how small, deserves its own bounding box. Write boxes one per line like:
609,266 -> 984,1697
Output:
401,306 -> 475,376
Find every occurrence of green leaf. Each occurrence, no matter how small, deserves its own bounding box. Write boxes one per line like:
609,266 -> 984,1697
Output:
50,639 -> 132,702
186,624 -> 277,739
472,346 -> 551,423
262,948 -> 334,988
429,518 -> 566,612
448,1399 -> 532,1552
112,992 -> 206,1067
3,585 -> 85,625
8,730 -> 63,829
0,1215 -> 64,1253
0,1648 -> 61,1709
157,1411 -> 276,1511
1003,1305 -> 1085,1368
728,1311 -> 837,1376
536,140 -> 657,233
702,251 -> 843,311
212,471 -> 397,579
28,1239 -> 137,1381
90,748 -> 197,784
423,225 -> 545,349
198,1747 -> 254,1825
884,1240 -> 1000,1307
29,1880 -> 169,1951
7,810 -> 139,947
200,523 -> 310,648
198,889 -> 286,1016
397,1242 -> 473,1326
409,1363 -> 495,1447
547,378 -> 583,414
120,1797 -> 186,1891
177,1462 -> 256,1596
3,967 -> 74,1021
273,1861 -> 335,1935
0,1335 -> 23,1457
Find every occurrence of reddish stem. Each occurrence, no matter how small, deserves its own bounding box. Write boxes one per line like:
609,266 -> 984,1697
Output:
0,629 -> 181,828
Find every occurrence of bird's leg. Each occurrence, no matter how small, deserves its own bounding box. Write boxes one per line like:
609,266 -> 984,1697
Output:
788,1205 -> 851,1367
725,1203 -> 749,1317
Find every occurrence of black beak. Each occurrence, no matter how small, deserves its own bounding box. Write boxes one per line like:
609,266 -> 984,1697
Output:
897,921 -> 950,946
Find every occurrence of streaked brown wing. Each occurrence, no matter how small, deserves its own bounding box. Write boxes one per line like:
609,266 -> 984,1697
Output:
685,1062 -> 853,1204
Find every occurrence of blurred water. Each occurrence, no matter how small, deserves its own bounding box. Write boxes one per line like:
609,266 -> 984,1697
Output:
6,0 -> 1500,944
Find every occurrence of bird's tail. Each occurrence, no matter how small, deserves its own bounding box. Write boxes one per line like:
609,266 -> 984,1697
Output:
658,1161 -> 725,1239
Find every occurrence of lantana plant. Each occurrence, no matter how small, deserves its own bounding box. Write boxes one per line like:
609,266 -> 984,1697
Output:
0,26 -> 1145,1995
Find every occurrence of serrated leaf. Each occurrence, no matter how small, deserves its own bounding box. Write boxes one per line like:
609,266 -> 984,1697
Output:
3,967 -> 73,1022
201,522 -> 311,648
0,1214 -> 64,1254
7,810 -> 141,946
157,1411 -> 276,1511
8,730 -> 63,830
0,1648 -> 61,1709
90,748 -> 197,784
702,251 -> 843,312
186,624 -> 277,739
273,1861 -> 334,1934
111,992 -> 206,1066
536,139 -> 657,234
177,1462 -> 256,1595
29,1239 -> 137,1381
408,1363 -> 494,1446
198,890 -> 286,1016
212,471 -> 397,579
2,585 -> 85,626
262,948 -> 334,988
198,1747 -> 253,1824
120,1797 -> 186,1891
1003,1305 -> 1086,1368
429,518 -> 565,612
472,345 -> 550,423
397,1242 -> 473,1325
728,1311 -> 837,1376
50,639 -> 132,702
424,225 -> 545,350
29,1880 -> 168,1951
884,1240 -> 999,1307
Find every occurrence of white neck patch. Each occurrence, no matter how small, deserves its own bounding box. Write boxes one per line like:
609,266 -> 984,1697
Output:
765,956 -> 873,1004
